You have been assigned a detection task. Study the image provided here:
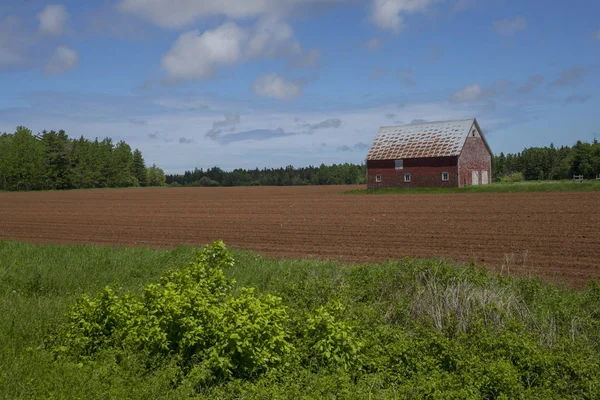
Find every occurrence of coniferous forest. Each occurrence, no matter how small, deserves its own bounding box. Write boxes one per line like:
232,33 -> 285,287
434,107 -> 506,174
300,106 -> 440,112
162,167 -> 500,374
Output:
0,126 -> 165,191
491,140 -> 600,181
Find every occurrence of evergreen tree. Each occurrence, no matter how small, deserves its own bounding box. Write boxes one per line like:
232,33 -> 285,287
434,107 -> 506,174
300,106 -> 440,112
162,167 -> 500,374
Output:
0,133 -> 13,191
132,149 -> 147,187
10,127 -> 45,190
41,130 -> 72,190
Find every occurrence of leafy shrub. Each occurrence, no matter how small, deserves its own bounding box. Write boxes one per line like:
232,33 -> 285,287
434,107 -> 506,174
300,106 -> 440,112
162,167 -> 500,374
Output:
300,302 -> 361,370
50,241 -> 292,383
199,176 -> 219,187
501,172 -> 523,183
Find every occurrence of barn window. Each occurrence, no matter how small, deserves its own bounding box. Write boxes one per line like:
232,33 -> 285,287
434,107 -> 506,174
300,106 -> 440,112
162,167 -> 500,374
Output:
375,174 -> 382,183
472,130 -> 476,137
395,159 -> 404,170
442,172 -> 449,181
404,173 -> 411,183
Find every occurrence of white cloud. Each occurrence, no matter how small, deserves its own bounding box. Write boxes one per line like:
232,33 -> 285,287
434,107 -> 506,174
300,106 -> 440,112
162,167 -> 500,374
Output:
253,73 -> 303,100
161,23 -> 246,81
247,16 -> 295,58
37,4 -> 69,36
493,16 -> 527,36
452,84 -> 483,102
44,45 -> 79,75
161,19 -> 317,82
371,0 -> 437,33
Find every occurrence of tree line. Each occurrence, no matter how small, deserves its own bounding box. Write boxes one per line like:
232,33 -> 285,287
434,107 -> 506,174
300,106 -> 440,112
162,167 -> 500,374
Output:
492,140 -> 600,181
3,126 -> 598,191
165,163 -> 367,187
0,126 -> 166,191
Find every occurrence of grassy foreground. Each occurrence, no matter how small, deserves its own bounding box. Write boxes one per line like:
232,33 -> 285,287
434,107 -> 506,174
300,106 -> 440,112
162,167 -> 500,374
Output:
1,241 -> 600,399
344,180 -> 600,194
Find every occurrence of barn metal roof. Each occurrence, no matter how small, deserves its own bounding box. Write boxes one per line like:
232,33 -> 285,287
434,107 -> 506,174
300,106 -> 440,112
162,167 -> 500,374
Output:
366,118 -> 477,160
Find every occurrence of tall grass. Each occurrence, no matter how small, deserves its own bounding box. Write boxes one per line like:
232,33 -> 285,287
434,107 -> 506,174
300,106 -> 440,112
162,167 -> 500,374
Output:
344,179 -> 600,194
1,240 -> 600,398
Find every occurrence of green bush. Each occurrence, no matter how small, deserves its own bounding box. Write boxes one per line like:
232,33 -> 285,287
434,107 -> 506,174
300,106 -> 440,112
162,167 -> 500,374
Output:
501,172 -> 523,183
50,241 -> 293,384
299,302 -> 361,370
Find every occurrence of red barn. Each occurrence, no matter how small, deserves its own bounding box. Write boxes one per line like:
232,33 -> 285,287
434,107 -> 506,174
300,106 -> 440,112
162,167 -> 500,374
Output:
366,118 -> 492,189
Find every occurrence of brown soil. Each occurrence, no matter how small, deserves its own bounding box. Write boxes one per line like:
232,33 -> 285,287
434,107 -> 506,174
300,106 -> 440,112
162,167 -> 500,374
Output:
1,186 -> 599,286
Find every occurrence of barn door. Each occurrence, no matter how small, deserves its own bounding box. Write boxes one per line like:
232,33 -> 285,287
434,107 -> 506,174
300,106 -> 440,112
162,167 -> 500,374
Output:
472,170 -> 479,185
481,170 -> 489,185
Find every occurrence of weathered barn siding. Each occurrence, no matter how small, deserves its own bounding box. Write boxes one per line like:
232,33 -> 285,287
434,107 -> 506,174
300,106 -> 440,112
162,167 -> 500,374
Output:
457,125 -> 492,187
366,119 -> 492,189
367,157 -> 459,189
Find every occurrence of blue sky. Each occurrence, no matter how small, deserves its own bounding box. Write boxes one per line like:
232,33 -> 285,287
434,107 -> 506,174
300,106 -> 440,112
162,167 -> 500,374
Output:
1,0 -> 599,172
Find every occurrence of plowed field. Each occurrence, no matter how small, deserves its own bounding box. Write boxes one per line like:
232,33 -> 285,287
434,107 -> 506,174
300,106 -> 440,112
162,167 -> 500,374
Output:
1,186 -> 599,285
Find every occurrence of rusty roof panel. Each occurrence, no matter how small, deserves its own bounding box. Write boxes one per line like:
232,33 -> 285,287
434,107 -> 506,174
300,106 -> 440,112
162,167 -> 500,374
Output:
366,119 -> 475,160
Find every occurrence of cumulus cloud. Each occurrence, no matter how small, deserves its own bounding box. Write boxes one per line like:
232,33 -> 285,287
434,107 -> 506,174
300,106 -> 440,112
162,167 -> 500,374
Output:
247,16 -> 293,58
206,113 -> 241,139
371,0 -> 437,33
161,18 -> 317,82
550,67 -> 588,87
396,68 -> 415,87
452,84 -> 483,102
493,16 -> 527,36
517,75 -> 544,94
44,45 -> 79,75
253,73 -> 303,100
37,4 -> 69,36
161,23 -> 246,81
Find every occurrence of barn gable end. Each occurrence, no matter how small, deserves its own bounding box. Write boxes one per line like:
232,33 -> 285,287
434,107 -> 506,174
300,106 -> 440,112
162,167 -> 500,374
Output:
366,118 -> 492,189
